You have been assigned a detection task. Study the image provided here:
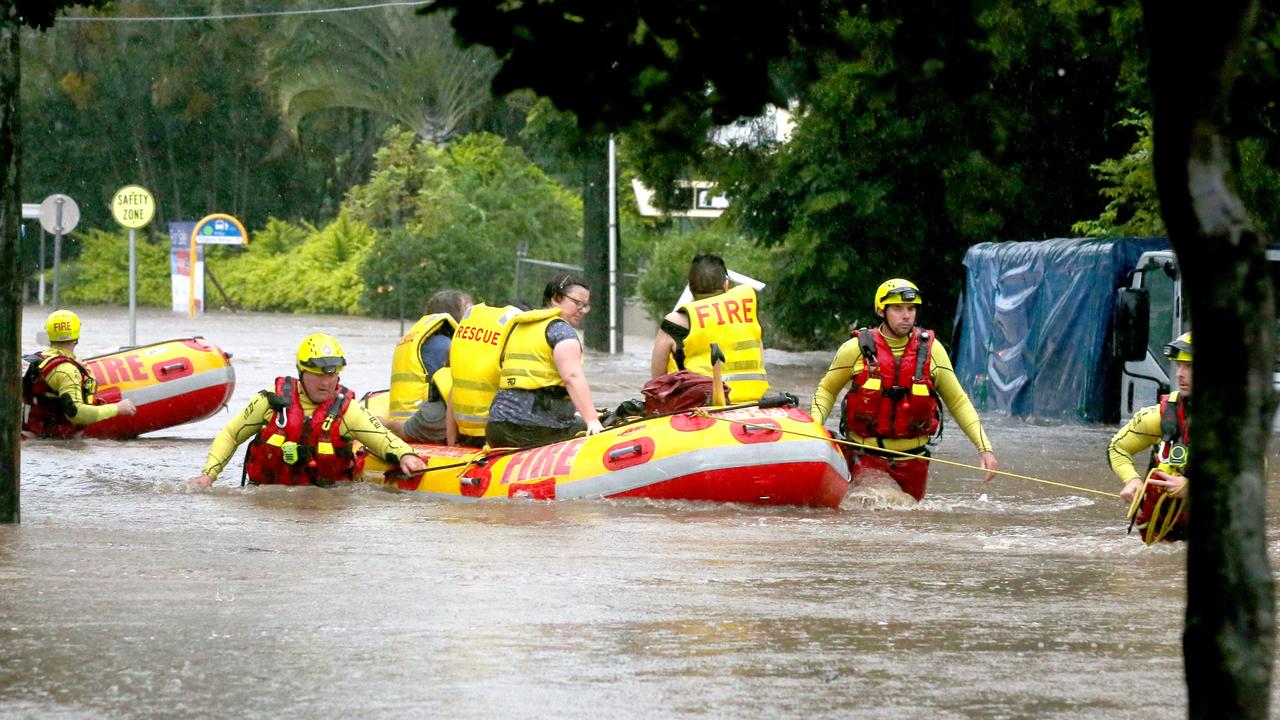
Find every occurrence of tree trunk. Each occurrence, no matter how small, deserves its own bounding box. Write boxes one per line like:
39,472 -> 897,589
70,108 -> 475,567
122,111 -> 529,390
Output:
581,134 -> 611,352
1144,2 -> 1275,717
0,3 -> 20,524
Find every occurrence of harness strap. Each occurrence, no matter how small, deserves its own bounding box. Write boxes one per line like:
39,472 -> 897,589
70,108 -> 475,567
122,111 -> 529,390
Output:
913,330 -> 933,382
857,329 -> 879,374
1160,394 -> 1183,443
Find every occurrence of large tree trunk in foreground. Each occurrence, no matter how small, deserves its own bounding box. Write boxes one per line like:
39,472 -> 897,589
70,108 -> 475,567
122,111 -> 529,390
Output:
1144,2 -> 1275,716
0,3 -> 21,524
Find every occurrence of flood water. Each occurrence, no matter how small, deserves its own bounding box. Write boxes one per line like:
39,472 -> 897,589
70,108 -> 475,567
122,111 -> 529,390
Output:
4,304 -> 1279,719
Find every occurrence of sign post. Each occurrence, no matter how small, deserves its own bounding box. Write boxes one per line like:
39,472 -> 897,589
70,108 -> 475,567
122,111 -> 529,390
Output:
111,185 -> 156,346
188,213 -> 248,317
38,194 -> 79,308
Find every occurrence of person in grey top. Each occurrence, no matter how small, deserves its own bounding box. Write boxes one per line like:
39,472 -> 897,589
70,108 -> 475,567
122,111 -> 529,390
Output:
486,275 -> 603,448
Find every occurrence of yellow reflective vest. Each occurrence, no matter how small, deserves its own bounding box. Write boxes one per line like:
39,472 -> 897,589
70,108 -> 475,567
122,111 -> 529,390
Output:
388,312 -> 458,422
449,304 -> 522,438
668,284 -> 768,402
499,308 -> 570,391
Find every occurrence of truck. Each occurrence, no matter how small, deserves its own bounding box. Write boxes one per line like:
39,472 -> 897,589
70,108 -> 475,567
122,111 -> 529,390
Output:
952,237 -> 1279,425
1112,246 -> 1280,419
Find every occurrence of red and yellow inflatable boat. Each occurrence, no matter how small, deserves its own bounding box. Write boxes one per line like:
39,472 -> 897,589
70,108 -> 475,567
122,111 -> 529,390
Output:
81,337 -> 235,438
361,396 -> 850,508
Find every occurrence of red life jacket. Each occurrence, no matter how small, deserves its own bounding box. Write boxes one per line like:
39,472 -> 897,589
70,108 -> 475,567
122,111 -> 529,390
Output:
243,376 -> 360,486
1135,392 -> 1190,539
842,327 -> 941,439
21,351 -> 98,438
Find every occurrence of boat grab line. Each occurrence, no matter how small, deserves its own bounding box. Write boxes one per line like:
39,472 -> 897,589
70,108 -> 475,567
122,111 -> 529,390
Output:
691,410 -> 1121,500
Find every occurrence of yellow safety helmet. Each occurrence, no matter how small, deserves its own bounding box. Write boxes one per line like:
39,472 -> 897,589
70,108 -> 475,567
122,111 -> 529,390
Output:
1163,332 -> 1192,363
296,333 -> 347,375
874,278 -> 922,312
45,309 -> 81,343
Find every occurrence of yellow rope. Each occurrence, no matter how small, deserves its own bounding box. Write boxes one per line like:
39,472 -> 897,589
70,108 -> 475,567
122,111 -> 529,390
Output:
692,409 -> 1122,499
1125,470 -> 1188,544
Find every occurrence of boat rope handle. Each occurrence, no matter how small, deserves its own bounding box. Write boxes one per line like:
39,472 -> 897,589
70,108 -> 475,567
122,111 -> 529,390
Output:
691,410 -> 1121,499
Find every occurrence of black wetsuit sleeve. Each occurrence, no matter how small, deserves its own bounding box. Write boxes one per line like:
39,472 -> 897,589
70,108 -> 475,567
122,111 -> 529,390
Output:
660,318 -> 690,341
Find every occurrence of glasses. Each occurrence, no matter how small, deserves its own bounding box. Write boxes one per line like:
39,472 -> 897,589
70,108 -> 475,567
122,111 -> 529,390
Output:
563,294 -> 591,311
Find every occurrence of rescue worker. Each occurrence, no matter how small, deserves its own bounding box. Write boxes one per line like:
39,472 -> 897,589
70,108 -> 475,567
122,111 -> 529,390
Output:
649,254 -> 769,403
21,309 -> 137,438
1107,332 -> 1192,542
385,290 -> 472,443
190,333 -> 425,487
446,301 -> 525,447
486,275 -> 603,448
811,278 -> 998,501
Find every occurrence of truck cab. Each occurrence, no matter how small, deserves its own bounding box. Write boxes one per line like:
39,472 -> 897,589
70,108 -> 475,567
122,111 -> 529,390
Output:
1115,248 -> 1280,421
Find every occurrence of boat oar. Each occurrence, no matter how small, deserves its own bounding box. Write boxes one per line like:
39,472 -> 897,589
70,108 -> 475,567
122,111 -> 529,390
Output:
710,342 -> 727,406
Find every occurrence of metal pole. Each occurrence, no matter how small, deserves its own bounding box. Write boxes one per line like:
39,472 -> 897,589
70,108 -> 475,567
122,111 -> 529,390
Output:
607,136 -> 618,354
38,226 -> 45,305
52,197 -> 64,306
398,267 -> 406,336
514,241 -> 527,304
52,232 -> 62,307
128,228 -> 137,346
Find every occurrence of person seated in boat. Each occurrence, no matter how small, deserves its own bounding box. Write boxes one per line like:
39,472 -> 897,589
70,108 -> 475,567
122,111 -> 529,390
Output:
1107,332 -> 1192,542
384,289 -> 473,444
649,253 -> 769,403
810,278 -> 998,501
445,300 -> 527,447
21,309 -> 137,438
486,274 -> 604,448
190,333 -> 426,487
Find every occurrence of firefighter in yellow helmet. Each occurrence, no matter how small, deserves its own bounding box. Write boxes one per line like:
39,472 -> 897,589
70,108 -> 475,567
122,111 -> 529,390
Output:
810,278 -> 998,501
190,333 -> 425,487
21,309 -> 137,438
1107,332 -> 1192,542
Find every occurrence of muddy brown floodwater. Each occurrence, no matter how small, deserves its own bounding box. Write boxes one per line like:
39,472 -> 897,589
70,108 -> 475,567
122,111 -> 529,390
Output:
4,304 -> 1278,719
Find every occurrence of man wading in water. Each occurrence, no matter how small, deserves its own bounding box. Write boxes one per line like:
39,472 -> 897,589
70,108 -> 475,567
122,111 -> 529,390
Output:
810,278 -> 998,500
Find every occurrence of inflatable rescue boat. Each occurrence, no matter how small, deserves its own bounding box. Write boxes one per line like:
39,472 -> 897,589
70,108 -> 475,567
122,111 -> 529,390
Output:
361,394 -> 850,508
81,337 -> 235,438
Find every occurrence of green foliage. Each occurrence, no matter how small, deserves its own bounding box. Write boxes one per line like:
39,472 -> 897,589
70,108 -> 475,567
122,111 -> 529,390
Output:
1237,137 -> 1280,239
1072,111 -> 1163,237
348,129 -> 581,316
59,229 -> 171,306
702,2 -> 1144,345
211,214 -> 374,315
263,7 -> 499,144
429,0 -> 828,151
635,224 -> 776,325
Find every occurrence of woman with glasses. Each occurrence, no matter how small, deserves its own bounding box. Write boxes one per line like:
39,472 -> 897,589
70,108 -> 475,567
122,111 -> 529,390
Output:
485,275 -> 604,448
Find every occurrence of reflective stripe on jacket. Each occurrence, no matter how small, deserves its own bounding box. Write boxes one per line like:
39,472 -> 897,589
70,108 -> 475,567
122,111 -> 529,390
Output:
450,304 -> 522,437
499,308 -> 569,391
388,312 -> 457,422
243,376 -> 358,486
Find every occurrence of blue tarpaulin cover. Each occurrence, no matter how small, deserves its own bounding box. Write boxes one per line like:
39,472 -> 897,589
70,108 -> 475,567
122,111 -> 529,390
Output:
953,237 -> 1170,423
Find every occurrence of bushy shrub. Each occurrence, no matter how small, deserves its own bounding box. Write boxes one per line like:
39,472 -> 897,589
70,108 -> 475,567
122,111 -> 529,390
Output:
211,213 -> 374,314
636,224 -> 778,335
59,228 -> 171,306
349,129 -> 581,316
